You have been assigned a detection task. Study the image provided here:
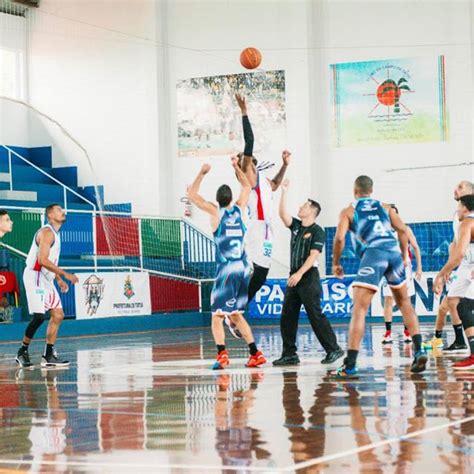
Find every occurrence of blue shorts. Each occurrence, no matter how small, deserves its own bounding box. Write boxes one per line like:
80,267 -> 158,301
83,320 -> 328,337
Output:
353,247 -> 406,291
211,260 -> 250,314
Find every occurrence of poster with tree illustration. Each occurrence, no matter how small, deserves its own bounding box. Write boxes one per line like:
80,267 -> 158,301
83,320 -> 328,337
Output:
330,56 -> 448,147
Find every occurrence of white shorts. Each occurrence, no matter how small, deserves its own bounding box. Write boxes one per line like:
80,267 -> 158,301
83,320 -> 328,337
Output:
245,221 -> 273,269
382,264 -> 415,297
23,269 -> 62,315
448,263 -> 474,299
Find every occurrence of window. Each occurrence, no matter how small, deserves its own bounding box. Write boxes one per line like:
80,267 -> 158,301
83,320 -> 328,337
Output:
0,48 -> 24,99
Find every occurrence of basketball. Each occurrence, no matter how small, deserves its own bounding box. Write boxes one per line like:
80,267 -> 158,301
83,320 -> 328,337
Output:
240,47 -> 262,70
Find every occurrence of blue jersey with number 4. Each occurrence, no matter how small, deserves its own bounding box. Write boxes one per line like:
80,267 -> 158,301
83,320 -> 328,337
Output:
214,206 -> 247,263
351,198 -> 399,253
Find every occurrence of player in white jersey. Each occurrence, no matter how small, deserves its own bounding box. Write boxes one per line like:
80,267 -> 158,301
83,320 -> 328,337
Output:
381,205 -> 422,345
16,204 -> 78,369
425,181 -> 473,353
235,94 -> 291,302
435,194 -> 474,369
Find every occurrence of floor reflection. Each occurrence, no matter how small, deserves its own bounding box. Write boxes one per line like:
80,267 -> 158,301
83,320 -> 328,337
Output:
0,324 -> 472,473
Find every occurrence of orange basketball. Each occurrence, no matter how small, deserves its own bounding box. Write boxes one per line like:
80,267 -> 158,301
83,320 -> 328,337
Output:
240,47 -> 262,70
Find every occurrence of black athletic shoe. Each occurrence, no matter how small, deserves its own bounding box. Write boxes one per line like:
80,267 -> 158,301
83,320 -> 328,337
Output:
443,342 -> 468,354
41,353 -> 70,368
410,350 -> 428,373
272,355 -> 300,366
321,349 -> 344,364
16,350 -> 34,369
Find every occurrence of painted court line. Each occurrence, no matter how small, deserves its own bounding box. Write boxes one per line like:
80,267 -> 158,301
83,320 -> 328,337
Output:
2,417 -> 472,473
0,459 -> 279,472
289,415 -> 474,472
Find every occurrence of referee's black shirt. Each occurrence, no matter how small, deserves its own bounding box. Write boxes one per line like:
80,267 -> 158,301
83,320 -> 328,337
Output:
288,218 -> 326,274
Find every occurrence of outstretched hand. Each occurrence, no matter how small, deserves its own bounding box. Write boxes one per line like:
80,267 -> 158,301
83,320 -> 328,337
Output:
281,179 -> 290,192
230,155 -> 240,168
235,94 -> 247,113
282,150 -> 291,165
200,163 -> 211,175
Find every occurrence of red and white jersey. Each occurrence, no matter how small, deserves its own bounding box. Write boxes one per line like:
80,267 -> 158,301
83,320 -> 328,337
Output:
247,172 -> 273,223
245,171 -> 274,268
26,224 -> 61,282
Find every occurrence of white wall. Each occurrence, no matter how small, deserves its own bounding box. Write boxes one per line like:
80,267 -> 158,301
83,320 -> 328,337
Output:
0,0 -> 473,272
24,0 -> 161,214
162,0 -> 313,272
0,12 -> 28,146
308,0 -> 473,228
162,0 -> 473,275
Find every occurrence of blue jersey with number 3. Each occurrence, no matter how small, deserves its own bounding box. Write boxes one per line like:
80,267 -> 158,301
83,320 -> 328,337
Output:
214,206 -> 247,263
351,198 -> 399,253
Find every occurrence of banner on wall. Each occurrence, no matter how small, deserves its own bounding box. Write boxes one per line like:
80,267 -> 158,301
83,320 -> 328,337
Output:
371,272 -> 444,317
249,273 -> 445,319
248,277 -> 355,319
176,70 -> 286,158
330,56 -> 448,147
75,272 -> 151,320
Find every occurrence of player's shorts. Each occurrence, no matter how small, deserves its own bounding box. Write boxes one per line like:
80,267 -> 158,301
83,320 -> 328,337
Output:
382,263 -> 415,297
448,263 -> 474,298
353,247 -> 406,292
23,269 -> 62,315
211,260 -> 250,314
245,221 -> 273,269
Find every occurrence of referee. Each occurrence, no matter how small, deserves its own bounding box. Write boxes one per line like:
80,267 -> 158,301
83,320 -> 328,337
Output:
273,180 -> 344,366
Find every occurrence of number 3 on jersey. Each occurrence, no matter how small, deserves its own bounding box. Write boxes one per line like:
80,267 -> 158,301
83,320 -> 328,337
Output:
229,239 -> 243,259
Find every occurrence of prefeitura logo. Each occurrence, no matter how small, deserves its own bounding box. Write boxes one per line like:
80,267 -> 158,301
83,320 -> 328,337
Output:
124,275 -> 135,300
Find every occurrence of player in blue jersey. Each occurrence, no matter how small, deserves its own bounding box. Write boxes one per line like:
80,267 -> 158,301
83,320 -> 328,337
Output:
331,176 -> 427,378
188,159 -> 267,370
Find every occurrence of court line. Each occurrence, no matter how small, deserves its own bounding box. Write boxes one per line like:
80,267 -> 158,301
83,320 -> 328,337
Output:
2,417 -> 473,473
0,459 -> 279,472
289,415 -> 474,472
284,422 -> 474,456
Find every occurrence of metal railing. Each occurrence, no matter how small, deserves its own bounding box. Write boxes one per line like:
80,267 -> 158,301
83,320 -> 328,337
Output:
0,144 -> 99,270
0,145 -> 218,282
0,144 -> 96,210
0,205 -> 216,282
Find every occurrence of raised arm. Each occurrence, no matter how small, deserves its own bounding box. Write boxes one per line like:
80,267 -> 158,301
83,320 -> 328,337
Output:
332,208 -> 351,278
235,94 -> 257,185
406,226 -> 423,280
270,150 -> 291,191
236,94 -> 254,158
188,164 -> 219,229
232,157 -> 252,211
279,179 -> 292,227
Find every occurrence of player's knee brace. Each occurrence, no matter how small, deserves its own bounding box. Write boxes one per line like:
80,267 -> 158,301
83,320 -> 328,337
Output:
457,298 -> 474,330
25,313 -> 46,339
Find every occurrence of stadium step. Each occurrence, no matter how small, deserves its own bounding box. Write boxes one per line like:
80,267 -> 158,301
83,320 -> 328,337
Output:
0,190 -> 38,202
12,182 -> 87,204
0,199 -> 95,211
